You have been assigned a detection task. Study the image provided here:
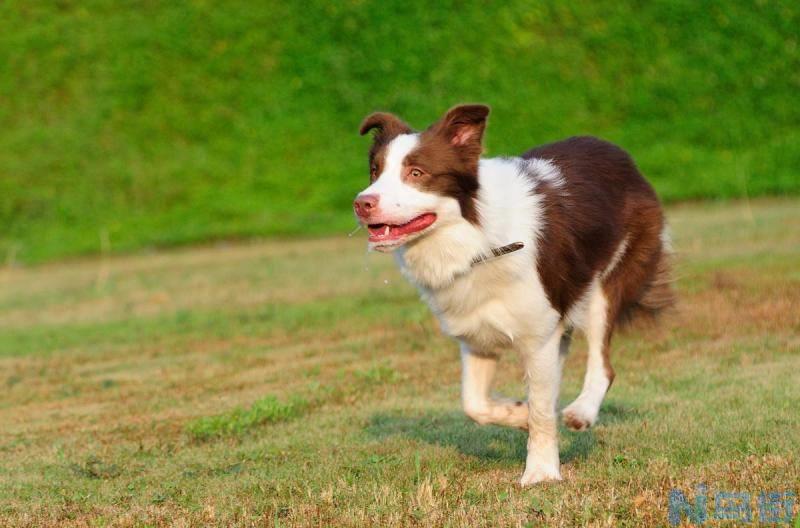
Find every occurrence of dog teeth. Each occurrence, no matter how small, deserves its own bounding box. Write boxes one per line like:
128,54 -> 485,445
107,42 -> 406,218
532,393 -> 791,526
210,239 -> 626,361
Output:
384,225 -> 390,236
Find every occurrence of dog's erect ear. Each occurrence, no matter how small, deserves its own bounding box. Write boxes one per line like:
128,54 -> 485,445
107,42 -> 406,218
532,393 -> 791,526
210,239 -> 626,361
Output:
359,112 -> 411,140
437,104 -> 490,148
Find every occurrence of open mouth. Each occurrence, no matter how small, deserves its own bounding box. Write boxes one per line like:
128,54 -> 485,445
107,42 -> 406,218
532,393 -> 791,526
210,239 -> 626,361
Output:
367,213 -> 437,244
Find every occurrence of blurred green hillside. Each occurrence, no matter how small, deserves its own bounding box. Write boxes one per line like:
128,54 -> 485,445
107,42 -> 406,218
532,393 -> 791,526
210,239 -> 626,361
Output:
1,0 -> 798,264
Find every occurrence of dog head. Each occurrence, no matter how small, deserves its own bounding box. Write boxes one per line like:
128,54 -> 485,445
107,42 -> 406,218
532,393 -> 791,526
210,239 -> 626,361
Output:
354,104 -> 489,252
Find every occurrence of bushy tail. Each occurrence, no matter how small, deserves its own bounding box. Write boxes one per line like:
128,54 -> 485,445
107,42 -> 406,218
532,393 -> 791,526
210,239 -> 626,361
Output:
638,250 -> 676,315
618,246 -> 676,326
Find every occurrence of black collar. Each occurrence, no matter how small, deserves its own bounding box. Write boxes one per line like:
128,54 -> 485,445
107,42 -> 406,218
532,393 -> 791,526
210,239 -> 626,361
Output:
470,241 -> 525,267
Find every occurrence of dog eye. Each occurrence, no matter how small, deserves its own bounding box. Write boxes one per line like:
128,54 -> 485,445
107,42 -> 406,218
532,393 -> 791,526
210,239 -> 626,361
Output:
410,168 -> 422,178
370,165 -> 378,178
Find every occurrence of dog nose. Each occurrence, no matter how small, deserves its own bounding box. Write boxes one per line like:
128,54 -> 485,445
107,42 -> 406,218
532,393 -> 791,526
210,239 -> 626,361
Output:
354,194 -> 379,218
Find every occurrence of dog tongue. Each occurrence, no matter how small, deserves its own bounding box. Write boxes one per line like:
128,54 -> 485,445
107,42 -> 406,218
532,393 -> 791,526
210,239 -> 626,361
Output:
391,213 -> 436,236
369,213 -> 437,241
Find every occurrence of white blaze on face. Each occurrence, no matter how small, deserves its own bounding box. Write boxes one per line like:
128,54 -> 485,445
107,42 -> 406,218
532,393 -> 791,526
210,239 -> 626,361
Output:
358,134 -> 438,224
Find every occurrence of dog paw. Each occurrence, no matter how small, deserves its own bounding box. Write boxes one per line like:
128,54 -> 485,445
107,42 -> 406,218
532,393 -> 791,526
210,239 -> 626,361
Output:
562,402 -> 596,431
519,466 -> 562,486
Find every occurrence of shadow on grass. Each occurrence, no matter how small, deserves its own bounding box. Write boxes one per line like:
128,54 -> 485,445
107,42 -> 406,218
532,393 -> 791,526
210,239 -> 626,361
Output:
365,406 -> 637,463
600,401 -> 644,425
366,411 -> 528,462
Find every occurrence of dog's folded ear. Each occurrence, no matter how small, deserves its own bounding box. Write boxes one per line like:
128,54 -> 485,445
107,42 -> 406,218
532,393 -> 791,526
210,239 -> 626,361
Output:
438,104 -> 490,148
359,112 -> 412,140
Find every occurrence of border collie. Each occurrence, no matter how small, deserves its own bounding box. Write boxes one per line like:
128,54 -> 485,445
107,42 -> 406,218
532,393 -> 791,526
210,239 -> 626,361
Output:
354,104 -> 674,485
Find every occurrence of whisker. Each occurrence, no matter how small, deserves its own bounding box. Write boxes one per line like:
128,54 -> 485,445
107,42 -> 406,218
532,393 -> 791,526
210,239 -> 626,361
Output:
347,225 -> 363,237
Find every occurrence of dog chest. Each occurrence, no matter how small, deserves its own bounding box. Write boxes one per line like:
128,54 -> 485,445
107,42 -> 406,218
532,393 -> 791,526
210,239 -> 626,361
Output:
419,262 -> 553,353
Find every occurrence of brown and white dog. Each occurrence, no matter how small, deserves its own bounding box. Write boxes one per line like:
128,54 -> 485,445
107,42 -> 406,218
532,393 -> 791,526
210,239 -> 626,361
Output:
354,104 -> 673,485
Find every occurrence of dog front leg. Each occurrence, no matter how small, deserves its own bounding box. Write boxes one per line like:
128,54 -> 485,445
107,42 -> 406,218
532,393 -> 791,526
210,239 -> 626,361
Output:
520,326 -> 565,485
460,343 -> 528,429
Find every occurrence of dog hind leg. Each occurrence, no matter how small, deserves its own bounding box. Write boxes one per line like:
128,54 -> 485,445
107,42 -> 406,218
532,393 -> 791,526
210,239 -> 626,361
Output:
562,285 -> 614,431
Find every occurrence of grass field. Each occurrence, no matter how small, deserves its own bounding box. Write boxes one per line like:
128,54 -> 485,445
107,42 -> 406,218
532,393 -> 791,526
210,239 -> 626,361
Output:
1,199 -> 798,527
2,1 -> 799,264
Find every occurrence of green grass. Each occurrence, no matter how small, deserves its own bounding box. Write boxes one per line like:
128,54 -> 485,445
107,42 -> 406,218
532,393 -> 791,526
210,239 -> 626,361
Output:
1,1 -> 799,264
0,199 -> 798,526
186,394 -> 310,441
186,363 -> 399,440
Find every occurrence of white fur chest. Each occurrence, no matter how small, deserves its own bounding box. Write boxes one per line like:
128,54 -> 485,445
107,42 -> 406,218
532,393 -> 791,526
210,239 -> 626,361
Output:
422,256 -> 555,354
391,156 -> 562,355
